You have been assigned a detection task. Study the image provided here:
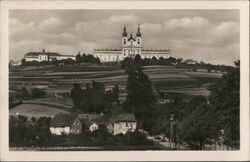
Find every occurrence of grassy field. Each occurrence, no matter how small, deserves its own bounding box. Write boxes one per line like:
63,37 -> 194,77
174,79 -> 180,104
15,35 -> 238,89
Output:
9,104 -> 71,118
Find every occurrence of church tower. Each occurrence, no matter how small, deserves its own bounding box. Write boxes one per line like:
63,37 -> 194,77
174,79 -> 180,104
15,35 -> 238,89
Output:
136,25 -> 142,48
121,25 -> 128,48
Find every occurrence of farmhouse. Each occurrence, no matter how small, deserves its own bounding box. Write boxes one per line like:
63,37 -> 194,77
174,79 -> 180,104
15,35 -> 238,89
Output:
49,113 -> 82,135
24,49 -> 76,62
93,25 -> 170,62
107,113 -> 137,135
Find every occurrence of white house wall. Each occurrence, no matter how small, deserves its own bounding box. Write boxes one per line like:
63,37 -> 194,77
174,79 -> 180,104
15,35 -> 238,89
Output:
112,122 -> 137,135
50,127 -> 70,135
89,123 -> 99,132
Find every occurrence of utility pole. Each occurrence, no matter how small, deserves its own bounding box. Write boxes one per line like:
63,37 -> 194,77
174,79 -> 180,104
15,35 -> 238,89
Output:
170,114 -> 175,150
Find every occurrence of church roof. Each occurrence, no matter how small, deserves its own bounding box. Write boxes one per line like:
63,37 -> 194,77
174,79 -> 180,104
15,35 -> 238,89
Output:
128,34 -> 135,41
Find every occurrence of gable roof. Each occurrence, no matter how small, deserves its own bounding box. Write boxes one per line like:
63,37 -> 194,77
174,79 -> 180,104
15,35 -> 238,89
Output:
128,37 -> 135,41
25,52 -> 61,56
109,113 -> 136,123
50,113 -> 78,127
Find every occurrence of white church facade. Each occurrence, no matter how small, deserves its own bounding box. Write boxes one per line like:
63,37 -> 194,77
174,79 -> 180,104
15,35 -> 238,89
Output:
93,26 -> 170,62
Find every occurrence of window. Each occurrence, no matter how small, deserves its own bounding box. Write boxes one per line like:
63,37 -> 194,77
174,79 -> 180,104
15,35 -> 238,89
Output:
137,39 -> 140,44
126,122 -> 128,127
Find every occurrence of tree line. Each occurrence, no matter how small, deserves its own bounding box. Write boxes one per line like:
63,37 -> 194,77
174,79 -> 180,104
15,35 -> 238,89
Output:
120,55 -> 234,72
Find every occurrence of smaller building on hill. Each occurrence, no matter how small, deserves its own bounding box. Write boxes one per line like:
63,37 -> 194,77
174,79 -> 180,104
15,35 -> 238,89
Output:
49,113 -> 82,135
107,113 -> 137,135
24,49 -> 75,62
184,59 -> 197,65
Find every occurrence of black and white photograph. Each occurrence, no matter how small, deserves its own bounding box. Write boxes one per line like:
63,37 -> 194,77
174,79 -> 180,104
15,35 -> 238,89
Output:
0,1 -> 249,161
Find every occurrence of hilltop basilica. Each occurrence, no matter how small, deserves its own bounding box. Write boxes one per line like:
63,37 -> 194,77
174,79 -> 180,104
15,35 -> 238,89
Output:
93,25 -> 170,62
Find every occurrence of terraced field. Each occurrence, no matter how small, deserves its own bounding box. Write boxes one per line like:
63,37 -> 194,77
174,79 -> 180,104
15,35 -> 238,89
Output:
10,65 -> 222,96
9,65 -> 223,118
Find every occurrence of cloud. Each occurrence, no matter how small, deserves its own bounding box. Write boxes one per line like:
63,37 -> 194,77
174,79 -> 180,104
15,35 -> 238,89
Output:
9,11 -> 239,65
38,17 -> 65,34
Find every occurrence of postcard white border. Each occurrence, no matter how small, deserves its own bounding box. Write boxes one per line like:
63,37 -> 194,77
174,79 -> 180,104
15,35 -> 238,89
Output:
1,1 -> 249,161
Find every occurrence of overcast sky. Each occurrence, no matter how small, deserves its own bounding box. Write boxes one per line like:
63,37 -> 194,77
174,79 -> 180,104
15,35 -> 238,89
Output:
10,10 -> 239,65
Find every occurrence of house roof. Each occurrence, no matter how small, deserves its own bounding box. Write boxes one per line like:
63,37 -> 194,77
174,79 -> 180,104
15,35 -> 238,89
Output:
109,113 -> 136,123
50,113 -> 78,127
25,52 -> 61,56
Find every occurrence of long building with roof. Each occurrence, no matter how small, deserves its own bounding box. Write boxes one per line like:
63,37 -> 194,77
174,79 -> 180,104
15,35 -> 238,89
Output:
93,25 -> 170,62
24,49 -> 76,62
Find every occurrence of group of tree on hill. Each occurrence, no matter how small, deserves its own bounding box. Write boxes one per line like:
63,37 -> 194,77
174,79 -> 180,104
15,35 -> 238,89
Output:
120,54 -> 234,72
75,52 -> 100,64
121,55 -> 240,150
70,81 -> 119,114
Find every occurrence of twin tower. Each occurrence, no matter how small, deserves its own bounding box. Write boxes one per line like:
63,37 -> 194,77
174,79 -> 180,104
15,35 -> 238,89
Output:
121,25 -> 142,57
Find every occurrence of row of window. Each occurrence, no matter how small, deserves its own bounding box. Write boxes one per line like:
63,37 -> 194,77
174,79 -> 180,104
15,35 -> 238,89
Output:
123,49 -> 141,56
94,54 -> 169,61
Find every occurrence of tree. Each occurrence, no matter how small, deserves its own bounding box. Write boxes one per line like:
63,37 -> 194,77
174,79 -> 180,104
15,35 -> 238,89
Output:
134,54 -> 142,66
21,58 -> 26,65
180,103 -> 215,150
120,57 -> 134,70
122,57 -> 156,132
76,52 -> 82,64
70,83 -> 83,109
176,58 -> 183,64
151,56 -> 158,65
31,88 -> 46,98
208,60 -> 240,149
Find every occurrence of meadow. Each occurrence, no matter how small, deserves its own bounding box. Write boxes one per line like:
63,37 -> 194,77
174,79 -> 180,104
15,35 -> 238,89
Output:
9,104 -> 70,119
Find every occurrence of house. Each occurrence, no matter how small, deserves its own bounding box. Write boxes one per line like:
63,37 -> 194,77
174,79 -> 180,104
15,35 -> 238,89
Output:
49,113 -> 82,135
184,59 -> 197,65
107,113 -> 137,135
89,122 -> 99,132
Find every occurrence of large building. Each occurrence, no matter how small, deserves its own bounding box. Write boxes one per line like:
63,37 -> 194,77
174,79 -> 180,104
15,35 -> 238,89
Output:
93,26 -> 170,62
24,49 -> 76,62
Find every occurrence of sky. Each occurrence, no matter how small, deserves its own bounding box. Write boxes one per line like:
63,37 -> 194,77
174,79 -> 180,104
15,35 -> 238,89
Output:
9,10 -> 239,65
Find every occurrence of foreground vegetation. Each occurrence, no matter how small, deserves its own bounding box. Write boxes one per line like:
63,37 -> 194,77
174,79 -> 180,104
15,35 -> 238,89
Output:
119,56 -> 239,150
9,55 -> 239,150
9,115 -> 156,150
